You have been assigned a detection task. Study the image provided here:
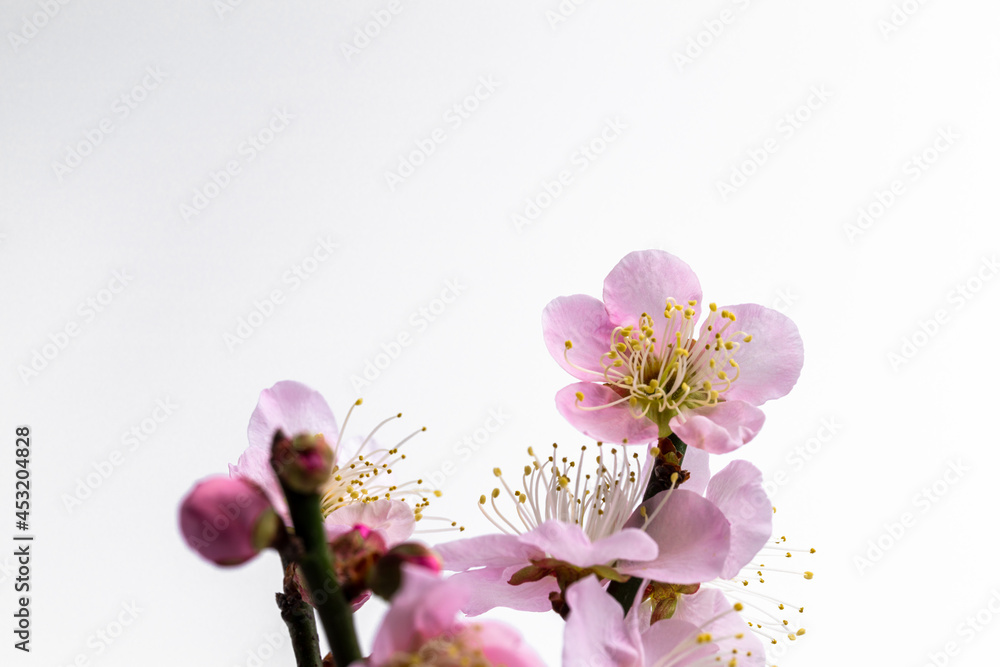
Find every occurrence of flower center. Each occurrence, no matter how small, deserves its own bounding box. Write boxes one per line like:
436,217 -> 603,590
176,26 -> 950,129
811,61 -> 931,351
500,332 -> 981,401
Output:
479,443 -> 652,542
567,300 -> 751,427
316,400 -> 464,533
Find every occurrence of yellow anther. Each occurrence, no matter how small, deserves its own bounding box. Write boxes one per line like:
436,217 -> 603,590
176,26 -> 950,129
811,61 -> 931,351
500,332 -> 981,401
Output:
804,572 -> 814,580
683,308 -> 695,319
710,302 -> 717,312
575,391 -> 585,402
524,466 -> 532,476
687,300 -> 697,306
564,340 -> 573,350
493,467 -> 502,477
734,603 -> 744,611
354,398 -> 363,406
650,447 -> 660,456
744,334 -> 752,342
559,476 -> 571,488
696,633 -> 712,644
796,629 -> 806,636
433,490 -> 442,497
491,488 -> 500,499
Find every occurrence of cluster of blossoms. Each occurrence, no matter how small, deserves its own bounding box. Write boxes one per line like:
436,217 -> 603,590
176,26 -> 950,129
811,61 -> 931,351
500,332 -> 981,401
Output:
179,250 -> 813,666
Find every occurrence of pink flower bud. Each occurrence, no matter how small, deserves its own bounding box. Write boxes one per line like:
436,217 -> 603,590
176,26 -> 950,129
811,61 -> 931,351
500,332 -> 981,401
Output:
293,524 -> 388,608
179,477 -> 281,566
270,431 -> 334,494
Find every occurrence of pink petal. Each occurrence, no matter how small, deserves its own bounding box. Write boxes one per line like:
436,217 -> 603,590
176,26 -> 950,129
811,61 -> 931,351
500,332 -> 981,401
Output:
472,621 -> 548,667
639,618 -> 714,667
542,294 -> 617,381
449,567 -> 557,615
563,576 -> 642,667
323,499 -> 416,547
247,381 -> 340,453
705,461 -> 772,579
519,520 -> 658,567
680,445 -> 710,497
370,565 -> 467,661
556,383 -> 659,445
602,250 -> 703,329
674,587 -> 765,667
715,304 -> 804,406
669,400 -> 766,454
229,446 -> 288,521
619,489 -> 730,584
435,534 -> 541,570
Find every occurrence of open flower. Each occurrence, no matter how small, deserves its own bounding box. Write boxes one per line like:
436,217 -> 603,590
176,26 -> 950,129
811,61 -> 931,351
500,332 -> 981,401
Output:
543,250 -> 804,452
357,565 -> 545,667
229,380 -> 447,545
435,444 -> 771,615
563,575 -> 763,667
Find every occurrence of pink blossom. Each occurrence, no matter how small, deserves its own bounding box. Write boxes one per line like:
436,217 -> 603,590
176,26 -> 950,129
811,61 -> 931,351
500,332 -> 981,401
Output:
178,476 -> 280,566
563,576 -> 763,667
436,444 -> 771,615
358,565 -> 545,667
543,250 -> 803,452
228,381 -> 419,545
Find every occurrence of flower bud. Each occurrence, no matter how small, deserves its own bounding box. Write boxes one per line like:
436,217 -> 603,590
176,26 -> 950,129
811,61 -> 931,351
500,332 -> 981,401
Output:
179,476 -> 281,566
368,542 -> 443,600
292,524 -> 387,607
270,430 -> 334,494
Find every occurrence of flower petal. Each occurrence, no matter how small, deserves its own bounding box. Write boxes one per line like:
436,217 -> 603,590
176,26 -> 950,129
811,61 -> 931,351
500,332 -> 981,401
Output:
556,383 -> 659,445
674,587 -> 766,667
518,520 -> 658,567
603,250 -> 703,328
639,618 -> 715,667
229,445 -> 288,521
619,489 -> 730,584
563,575 -> 642,667
435,534 -> 541,570
247,381 -> 340,453
542,294 -> 617,381
669,400 -> 765,454
705,461 -> 772,579
369,565 -> 468,662
715,304 -> 804,406
323,498 -> 416,547
472,621 -> 548,667
680,445 -> 711,497
449,566 -> 557,615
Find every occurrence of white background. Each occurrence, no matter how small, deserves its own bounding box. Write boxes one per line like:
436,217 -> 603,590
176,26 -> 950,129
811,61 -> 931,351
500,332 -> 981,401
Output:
2,1 -> 999,665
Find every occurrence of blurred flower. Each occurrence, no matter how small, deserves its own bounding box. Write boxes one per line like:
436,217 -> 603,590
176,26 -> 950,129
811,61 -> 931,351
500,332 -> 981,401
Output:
357,565 -> 545,667
178,476 -> 281,566
230,380 -> 450,544
543,249 -> 803,452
